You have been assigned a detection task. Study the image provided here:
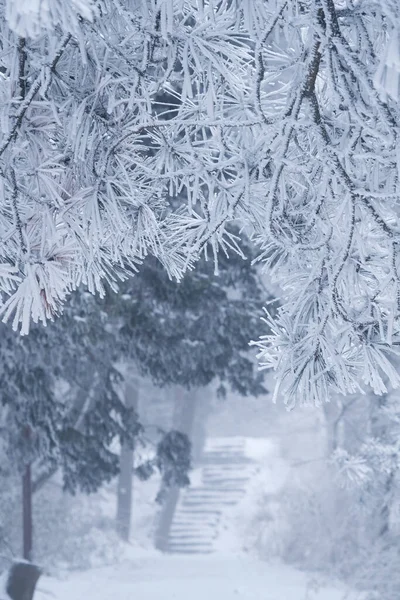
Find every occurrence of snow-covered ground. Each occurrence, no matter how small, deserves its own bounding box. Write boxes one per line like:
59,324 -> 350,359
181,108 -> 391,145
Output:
11,389 -> 361,600
31,431 -> 362,600
36,554 -> 360,600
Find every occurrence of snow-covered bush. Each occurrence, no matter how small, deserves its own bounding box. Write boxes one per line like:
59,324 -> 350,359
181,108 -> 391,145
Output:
0,473 -> 21,572
246,387 -> 400,600
250,463 -> 400,600
0,468 -> 158,572
0,474 -> 123,571
33,483 -> 125,571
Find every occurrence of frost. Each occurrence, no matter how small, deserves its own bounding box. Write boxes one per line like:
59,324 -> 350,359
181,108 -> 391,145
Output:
0,0 -> 399,404
5,0 -> 97,37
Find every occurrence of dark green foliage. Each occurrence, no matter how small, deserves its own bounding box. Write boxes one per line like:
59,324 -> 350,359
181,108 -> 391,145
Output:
57,369 -> 143,494
155,430 -> 191,502
118,239 -> 269,395
0,323 -> 142,493
0,232 -> 269,495
134,430 -> 192,502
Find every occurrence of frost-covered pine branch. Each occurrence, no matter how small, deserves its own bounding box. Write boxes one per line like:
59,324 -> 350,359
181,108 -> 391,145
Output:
0,0 -> 399,406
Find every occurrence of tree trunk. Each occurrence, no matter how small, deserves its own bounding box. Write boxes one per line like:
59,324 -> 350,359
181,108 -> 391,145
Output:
322,398 -> 344,456
116,377 -> 139,541
154,386 -> 204,551
153,486 -> 180,552
190,386 -> 210,463
22,464 -> 32,561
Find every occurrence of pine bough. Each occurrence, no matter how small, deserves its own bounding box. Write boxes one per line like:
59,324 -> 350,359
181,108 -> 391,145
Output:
0,0 -> 399,406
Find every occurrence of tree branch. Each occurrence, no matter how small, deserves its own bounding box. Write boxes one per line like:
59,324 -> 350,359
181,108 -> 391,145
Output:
0,34 -> 71,159
17,38 -> 26,99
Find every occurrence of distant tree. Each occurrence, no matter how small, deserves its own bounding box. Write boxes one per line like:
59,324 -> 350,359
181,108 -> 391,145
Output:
116,239 -> 268,397
0,1 -> 399,406
0,232 -> 267,552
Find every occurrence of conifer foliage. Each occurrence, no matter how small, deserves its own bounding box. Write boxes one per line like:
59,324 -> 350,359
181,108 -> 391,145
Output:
0,241 -> 265,495
0,1 -> 399,405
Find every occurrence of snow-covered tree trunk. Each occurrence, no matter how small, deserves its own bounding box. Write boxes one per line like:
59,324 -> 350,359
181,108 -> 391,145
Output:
173,387 -> 201,459
322,400 -> 344,456
191,388 -> 209,464
367,393 -> 398,539
22,464 -> 32,561
116,376 -> 139,542
154,386 -> 196,551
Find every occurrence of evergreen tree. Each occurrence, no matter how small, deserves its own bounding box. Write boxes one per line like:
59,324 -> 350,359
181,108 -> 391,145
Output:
0,234 -> 267,552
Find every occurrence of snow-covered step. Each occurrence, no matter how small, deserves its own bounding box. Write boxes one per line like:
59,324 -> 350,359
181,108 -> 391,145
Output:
178,508 -> 222,520
169,530 -> 216,543
167,547 -> 214,554
170,520 -> 217,528
203,466 -> 257,475
170,520 -> 216,528
204,473 -> 253,479
172,524 -> 218,533
187,489 -> 245,495
173,516 -> 219,524
176,514 -> 221,522
202,450 -> 246,458
169,531 -> 217,543
168,540 -> 215,548
201,453 -> 251,462
181,497 -> 241,507
182,493 -> 244,502
202,464 -> 253,472
202,465 -> 253,474
202,470 -> 253,479
202,477 -> 252,486
202,445 -> 247,454
204,438 -> 246,449
167,437 -> 260,555
202,468 -> 250,476
184,486 -> 245,495
182,492 -> 245,503
181,497 -> 243,504
169,530 -> 216,539
203,475 -> 253,483
202,479 -> 249,489
204,452 -> 245,459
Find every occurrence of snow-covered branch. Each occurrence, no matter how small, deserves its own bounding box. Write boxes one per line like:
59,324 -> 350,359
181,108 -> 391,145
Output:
0,0 -> 399,405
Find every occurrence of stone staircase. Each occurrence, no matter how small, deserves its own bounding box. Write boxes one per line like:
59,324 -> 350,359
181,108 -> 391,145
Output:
166,437 -> 259,554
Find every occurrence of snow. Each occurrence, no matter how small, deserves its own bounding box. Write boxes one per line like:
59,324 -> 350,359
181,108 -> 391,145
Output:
244,437 -> 276,461
33,432 -> 361,600
0,570 -> 10,600
36,554 -> 359,600
213,438 -> 289,554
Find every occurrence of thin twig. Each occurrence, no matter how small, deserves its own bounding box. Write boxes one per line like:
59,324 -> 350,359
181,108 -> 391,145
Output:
0,34 -> 71,158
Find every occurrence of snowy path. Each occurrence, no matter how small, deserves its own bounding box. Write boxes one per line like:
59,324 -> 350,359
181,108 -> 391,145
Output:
34,435 -> 359,600
37,555 -> 357,600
